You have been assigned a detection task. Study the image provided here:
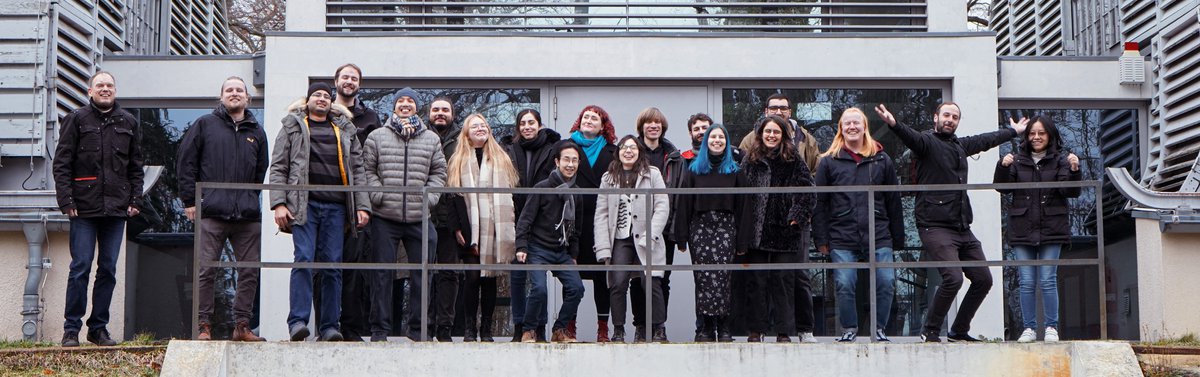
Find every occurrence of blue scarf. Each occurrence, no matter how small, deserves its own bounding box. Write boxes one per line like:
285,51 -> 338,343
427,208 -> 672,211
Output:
571,131 -> 607,167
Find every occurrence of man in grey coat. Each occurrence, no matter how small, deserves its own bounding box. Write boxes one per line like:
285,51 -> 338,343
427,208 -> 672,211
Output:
270,82 -> 371,342
362,87 -> 448,341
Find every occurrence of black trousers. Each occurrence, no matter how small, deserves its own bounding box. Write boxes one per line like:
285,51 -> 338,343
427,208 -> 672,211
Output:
793,229 -> 815,333
432,227 -> 461,328
745,251 -> 798,334
462,254 -> 497,333
367,217 -> 436,337
920,226 -> 993,335
338,228 -> 371,340
631,239 -> 674,327
608,239 -> 666,327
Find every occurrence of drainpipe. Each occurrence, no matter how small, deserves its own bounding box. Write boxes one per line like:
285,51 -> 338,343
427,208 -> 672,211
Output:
22,217 -> 48,340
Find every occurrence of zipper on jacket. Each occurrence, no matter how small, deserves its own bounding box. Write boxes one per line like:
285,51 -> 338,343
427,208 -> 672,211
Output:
401,137 -> 411,219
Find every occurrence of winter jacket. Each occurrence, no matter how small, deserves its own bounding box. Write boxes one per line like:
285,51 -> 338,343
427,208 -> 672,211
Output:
501,128 -> 562,217
573,142 -> 618,265
430,123 -> 462,229
741,153 -> 815,253
268,100 -> 371,227
661,148 -> 692,243
177,105 -> 270,222
739,119 -> 820,173
813,148 -> 906,251
514,170 -> 580,258
889,122 -> 1018,230
363,116 -> 447,223
348,99 -> 383,147
53,101 -> 145,217
594,167 -> 671,277
993,147 -> 1082,246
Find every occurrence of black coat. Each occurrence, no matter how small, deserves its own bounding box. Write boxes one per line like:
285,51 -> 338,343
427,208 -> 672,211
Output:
53,101 -> 145,217
349,99 -> 383,147
573,142 -> 617,266
502,128 -> 562,217
890,122 -> 1018,229
813,149 -> 906,251
741,154 -> 814,253
176,105 -> 270,222
514,171 -> 581,258
430,123 -> 462,229
994,148 -> 1082,246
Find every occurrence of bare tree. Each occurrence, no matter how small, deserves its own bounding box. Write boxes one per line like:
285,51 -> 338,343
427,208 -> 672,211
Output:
228,0 -> 286,54
968,0 -> 992,29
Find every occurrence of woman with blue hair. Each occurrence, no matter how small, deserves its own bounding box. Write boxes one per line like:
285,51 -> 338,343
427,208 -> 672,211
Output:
673,124 -> 752,342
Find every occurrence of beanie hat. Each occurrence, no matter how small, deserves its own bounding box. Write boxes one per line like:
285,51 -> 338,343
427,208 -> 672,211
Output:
307,82 -> 332,99
395,87 -> 420,107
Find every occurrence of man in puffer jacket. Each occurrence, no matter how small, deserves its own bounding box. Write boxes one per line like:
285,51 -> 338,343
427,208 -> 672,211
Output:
362,87 -> 447,341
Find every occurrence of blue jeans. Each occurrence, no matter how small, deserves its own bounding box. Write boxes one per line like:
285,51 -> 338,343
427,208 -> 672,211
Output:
523,244 -> 584,330
510,269 -> 548,330
1012,244 -> 1061,329
64,217 -> 126,333
831,247 -> 895,331
288,200 -> 345,332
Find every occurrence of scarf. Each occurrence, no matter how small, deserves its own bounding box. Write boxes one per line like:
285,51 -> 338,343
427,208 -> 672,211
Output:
571,131 -> 607,167
461,151 -> 516,277
514,130 -> 551,183
386,114 -> 425,141
550,170 -> 576,247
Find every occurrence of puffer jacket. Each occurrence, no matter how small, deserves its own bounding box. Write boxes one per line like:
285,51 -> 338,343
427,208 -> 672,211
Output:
593,167 -> 670,277
269,100 -> 371,227
53,100 -> 145,217
363,116 -> 447,223
993,146 -> 1082,246
812,148 -> 906,251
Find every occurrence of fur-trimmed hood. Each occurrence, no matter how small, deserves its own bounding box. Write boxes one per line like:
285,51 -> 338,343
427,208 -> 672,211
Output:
285,98 -> 355,120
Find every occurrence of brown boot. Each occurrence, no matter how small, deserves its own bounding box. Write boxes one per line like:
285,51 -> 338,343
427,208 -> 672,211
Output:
232,320 -> 265,342
596,320 -> 610,343
197,322 -> 212,341
521,330 -> 537,343
551,328 -> 578,343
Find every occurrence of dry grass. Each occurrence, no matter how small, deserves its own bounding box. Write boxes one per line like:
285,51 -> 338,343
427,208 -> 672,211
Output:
0,336 -> 166,376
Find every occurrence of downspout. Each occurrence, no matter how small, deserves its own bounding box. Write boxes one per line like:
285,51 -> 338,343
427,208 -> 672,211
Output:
22,216 -> 49,340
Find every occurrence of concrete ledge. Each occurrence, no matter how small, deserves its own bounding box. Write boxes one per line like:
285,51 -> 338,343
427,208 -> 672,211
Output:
161,340 -> 1141,377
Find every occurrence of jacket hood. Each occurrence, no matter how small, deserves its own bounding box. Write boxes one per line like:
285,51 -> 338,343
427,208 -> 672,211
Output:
286,99 -> 354,120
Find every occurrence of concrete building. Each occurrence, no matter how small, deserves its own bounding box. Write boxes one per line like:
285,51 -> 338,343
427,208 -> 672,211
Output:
7,0 -> 1195,344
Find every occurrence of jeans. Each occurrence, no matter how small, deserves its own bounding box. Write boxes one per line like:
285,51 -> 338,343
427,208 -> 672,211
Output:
64,217 -> 126,333
523,244 -> 584,330
288,200 -> 345,332
368,216 -> 436,337
1012,244 -> 1062,329
510,269 -> 548,331
831,247 -> 896,331
919,227 -> 993,335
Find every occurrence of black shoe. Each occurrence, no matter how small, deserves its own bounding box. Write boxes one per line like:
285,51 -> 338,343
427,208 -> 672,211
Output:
87,329 -> 117,346
436,326 -> 453,342
947,332 -> 982,342
633,326 -> 646,343
342,330 -> 364,342
747,332 -> 763,343
370,333 -> 388,342
920,329 -> 941,343
536,328 -> 547,342
652,325 -> 668,343
289,323 -> 310,341
464,327 -> 478,342
62,331 -> 80,347
479,327 -> 494,343
611,326 -> 626,342
318,328 -> 344,342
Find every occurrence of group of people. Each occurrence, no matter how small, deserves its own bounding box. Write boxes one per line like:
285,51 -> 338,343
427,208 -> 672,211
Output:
53,65 -> 1082,347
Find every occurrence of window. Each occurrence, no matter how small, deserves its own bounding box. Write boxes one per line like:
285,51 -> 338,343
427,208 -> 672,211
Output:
355,88 -> 541,141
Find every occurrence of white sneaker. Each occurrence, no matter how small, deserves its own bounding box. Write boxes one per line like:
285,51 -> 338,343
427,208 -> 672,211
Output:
1017,328 -> 1036,343
799,332 -> 818,343
1044,327 -> 1059,342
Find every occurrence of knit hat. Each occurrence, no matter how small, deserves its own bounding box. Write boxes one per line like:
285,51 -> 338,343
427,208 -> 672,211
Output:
307,82 -> 332,99
395,87 -> 420,107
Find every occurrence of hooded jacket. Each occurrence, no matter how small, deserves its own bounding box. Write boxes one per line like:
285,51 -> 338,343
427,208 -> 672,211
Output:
593,167 -> 671,277
363,114 -> 447,223
53,100 -> 145,217
813,147 -> 906,251
993,145 -> 1082,246
177,104 -> 270,222
515,170 -> 581,258
269,99 -> 371,227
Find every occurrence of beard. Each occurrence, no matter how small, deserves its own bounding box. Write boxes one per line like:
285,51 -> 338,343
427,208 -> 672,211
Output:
338,85 -> 358,99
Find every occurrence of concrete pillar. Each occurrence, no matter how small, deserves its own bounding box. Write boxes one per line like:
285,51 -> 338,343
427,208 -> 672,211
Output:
1136,216 -> 1200,341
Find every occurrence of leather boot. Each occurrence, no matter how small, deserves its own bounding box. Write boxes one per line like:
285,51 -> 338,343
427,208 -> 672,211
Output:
232,320 -> 265,342
694,316 -> 715,342
196,322 -> 212,341
611,326 -> 626,342
716,316 -> 733,343
567,320 -> 577,339
480,321 -> 494,342
596,320 -> 610,343
652,325 -> 668,343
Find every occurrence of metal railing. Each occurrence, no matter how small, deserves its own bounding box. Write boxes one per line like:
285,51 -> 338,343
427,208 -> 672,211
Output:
324,0 -> 928,32
191,179 -> 1106,342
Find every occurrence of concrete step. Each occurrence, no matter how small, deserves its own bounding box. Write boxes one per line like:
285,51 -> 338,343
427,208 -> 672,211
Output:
161,340 -> 1141,377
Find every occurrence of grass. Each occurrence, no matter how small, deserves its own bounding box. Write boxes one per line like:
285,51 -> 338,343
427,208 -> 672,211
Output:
1145,334 -> 1200,348
0,339 -> 56,349
0,335 -> 166,376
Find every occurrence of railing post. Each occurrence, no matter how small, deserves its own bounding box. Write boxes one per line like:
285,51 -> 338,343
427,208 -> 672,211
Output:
421,186 -> 431,342
191,183 -> 203,340
1095,181 -> 1108,340
643,188 -> 654,342
867,187 -> 878,342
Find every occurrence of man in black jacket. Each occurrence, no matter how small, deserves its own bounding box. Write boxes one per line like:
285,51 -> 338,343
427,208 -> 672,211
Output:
177,76 -> 270,342
331,63 -> 382,342
425,96 -> 461,342
53,71 -> 144,347
875,103 -> 1027,342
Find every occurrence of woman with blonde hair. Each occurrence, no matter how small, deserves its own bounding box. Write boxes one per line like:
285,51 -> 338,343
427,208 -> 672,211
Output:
812,107 -> 905,343
446,113 -> 520,342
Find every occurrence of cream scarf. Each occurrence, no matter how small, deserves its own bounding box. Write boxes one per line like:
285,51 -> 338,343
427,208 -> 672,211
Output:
462,152 -> 516,278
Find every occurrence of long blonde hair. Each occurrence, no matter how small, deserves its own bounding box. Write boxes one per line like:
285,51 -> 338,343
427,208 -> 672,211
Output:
447,114 -> 520,187
822,107 -> 879,157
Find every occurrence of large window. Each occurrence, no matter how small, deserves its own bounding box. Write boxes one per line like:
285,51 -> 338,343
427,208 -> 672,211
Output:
355,88 -> 541,141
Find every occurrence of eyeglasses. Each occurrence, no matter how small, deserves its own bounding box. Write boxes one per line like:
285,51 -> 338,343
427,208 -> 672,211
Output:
766,106 -> 790,111
619,144 -> 640,151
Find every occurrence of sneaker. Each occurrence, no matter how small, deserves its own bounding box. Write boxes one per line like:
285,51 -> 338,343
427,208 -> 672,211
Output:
87,329 -> 117,346
799,332 -> 818,343
551,328 -> 578,343
920,329 -> 941,343
61,331 -> 80,347
1017,328 -> 1036,343
837,329 -> 858,343
289,323 -> 310,341
196,322 -> 212,341
370,333 -> 388,342
1044,327 -> 1059,342
318,328 -> 344,342
946,332 -> 982,342
875,329 -> 891,342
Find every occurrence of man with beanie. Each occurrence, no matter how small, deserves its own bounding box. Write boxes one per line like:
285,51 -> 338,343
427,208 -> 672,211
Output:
271,82 -> 371,342
362,87 -> 448,341
54,71 -> 144,347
